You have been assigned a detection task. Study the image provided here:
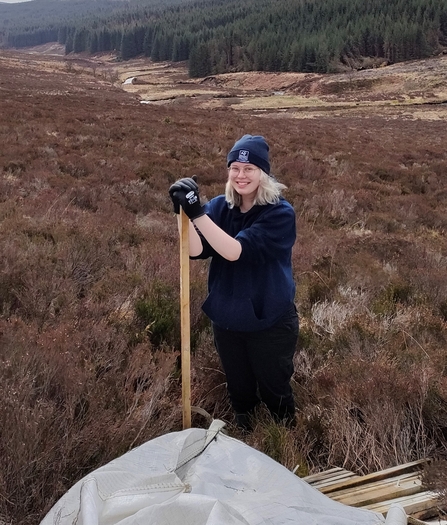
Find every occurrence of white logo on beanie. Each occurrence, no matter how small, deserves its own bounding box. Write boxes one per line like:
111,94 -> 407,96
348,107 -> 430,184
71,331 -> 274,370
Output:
238,150 -> 249,163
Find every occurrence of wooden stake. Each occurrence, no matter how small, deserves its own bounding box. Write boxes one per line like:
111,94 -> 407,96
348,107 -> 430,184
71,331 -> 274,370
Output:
179,209 -> 191,429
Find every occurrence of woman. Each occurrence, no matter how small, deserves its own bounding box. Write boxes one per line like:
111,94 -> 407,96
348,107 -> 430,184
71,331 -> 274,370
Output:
169,135 -> 298,430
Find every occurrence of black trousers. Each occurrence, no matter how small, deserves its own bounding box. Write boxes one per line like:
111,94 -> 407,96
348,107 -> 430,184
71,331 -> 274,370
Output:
213,306 -> 299,422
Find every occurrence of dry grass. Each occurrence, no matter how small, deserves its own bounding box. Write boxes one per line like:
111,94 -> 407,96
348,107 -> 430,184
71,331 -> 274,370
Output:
1,49 -> 447,523
25,47 -> 445,117
110,53 -> 447,117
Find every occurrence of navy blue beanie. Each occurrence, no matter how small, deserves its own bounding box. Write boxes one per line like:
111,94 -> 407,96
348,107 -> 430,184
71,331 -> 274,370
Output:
227,135 -> 271,175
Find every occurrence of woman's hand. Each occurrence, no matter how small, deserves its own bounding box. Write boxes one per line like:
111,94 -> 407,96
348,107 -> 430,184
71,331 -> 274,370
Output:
168,176 -> 205,220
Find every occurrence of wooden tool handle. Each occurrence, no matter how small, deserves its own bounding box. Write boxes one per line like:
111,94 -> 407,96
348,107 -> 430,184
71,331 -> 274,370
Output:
179,209 -> 191,429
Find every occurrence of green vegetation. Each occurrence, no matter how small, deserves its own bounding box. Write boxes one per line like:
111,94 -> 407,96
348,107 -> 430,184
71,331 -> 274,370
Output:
134,281 -> 180,347
1,0 -> 446,75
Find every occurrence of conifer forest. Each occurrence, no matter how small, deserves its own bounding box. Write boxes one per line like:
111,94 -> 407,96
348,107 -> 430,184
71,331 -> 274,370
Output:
1,0 -> 447,76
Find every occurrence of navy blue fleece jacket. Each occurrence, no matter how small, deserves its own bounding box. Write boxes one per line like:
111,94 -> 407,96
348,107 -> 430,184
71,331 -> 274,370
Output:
192,195 -> 296,332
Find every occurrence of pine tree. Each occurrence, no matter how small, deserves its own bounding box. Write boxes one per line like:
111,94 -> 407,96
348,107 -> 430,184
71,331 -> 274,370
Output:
73,28 -> 87,54
57,26 -> 67,45
188,41 -> 211,78
88,32 -> 98,54
121,30 -> 135,60
151,32 -> 162,61
143,26 -> 154,57
65,30 -> 74,54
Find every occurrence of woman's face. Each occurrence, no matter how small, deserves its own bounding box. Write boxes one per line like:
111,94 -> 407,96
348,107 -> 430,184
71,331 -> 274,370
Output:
227,162 -> 261,198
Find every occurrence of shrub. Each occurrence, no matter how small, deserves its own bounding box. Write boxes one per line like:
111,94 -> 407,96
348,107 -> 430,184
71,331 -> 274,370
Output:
134,281 -> 180,348
371,281 -> 413,316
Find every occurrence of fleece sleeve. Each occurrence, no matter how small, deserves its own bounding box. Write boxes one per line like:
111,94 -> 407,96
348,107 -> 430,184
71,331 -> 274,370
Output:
236,203 -> 296,265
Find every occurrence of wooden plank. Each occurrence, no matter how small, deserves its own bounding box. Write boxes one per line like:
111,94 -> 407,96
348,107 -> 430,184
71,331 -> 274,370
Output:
331,474 -> 422,507
329,472 -> 420,499
407,517 -> 434,525
303,467 -> 350,483
365,491 -> 439,519
309,472 -> 361,489
307,459 -> 441,521
318,459 -> 427,495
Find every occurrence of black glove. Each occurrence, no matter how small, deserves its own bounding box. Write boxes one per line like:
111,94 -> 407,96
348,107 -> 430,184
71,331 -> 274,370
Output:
169,176 -> 205,220
168,177 -> 199,214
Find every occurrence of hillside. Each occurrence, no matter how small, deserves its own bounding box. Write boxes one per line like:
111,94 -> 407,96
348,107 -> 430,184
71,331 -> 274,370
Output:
2,0 -> 447,75
1,48 -> 447,524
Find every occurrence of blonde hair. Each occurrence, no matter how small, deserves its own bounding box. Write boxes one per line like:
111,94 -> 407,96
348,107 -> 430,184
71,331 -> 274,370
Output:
225,170 -> 287,209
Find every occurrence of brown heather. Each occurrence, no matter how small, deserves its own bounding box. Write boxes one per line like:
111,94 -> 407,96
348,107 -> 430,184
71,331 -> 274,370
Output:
1,51 -> 447,523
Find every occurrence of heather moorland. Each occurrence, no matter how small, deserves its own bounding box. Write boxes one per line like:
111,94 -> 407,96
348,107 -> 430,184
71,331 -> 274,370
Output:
1,49 -> 447,523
